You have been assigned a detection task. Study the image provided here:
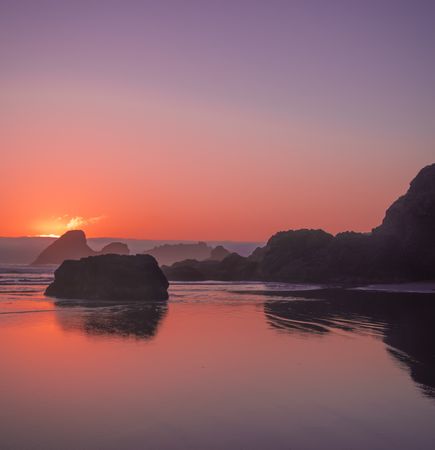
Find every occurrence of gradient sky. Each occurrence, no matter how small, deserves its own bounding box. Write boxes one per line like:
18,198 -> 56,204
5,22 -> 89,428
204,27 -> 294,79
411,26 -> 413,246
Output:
1,0 -> 434,240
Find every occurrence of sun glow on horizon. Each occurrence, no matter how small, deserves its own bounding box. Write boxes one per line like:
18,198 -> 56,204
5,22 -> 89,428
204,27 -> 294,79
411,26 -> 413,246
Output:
30,215 -> 106,239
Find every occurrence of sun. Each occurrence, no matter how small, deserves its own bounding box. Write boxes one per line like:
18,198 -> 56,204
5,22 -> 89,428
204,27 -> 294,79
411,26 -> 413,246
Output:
31,216 -> 69,238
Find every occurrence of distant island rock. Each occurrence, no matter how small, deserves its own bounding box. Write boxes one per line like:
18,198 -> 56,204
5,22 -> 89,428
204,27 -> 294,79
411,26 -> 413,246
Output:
32,230 -> 94,265
45,254 -> 169,301
32,230 -> 130,265
164,163 -> 435,283
144,241 -> 231,266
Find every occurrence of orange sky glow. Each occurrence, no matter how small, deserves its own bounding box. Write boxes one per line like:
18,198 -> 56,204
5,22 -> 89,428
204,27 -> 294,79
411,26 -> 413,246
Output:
1,2 -> 434,241
1,82 -> 432,241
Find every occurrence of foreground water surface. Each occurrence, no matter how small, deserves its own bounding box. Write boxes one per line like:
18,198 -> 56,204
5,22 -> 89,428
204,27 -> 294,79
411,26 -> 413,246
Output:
1,265 -> 435,450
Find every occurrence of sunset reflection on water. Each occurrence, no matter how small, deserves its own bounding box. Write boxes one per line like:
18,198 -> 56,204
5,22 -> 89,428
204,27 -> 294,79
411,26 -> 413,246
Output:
1,268 -> 435,449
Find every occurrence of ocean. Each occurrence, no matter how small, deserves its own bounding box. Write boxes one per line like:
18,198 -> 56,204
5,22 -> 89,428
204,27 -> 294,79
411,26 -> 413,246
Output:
1,264 -> 435,449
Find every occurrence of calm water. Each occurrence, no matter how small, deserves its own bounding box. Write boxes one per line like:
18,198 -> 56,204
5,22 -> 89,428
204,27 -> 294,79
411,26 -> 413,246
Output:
1,265 -> 435,450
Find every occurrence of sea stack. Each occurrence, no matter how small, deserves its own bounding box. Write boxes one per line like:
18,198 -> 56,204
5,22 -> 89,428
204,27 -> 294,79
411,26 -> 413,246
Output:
32,230 -> 94,265
45,254 -> 169,301
32,230 -> 131,265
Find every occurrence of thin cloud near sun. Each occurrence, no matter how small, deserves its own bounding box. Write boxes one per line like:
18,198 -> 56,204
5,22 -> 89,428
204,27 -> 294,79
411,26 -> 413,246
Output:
33,215 -> 107,237
65,215 -> 106,230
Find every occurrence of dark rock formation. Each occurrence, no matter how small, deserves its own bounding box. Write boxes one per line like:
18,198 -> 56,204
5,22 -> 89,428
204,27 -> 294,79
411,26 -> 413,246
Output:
32,230 -> 131,265
45,254 -> 169,301
376,164 -> 435,242
32,230 -> 94,265
163,252 -> 257,281
208,245 -> 231,261
164,163 -> 435,283
162,259 -> 212,281
256,229 -> 334,281
374,163 -> 435,279
99,242 -> 130,255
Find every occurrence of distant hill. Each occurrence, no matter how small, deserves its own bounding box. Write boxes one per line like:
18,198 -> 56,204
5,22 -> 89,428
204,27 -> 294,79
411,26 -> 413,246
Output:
164,163 -> 435,283
0,237 -> 262,265
143,242 -> 230,266
0,236 -> 56,264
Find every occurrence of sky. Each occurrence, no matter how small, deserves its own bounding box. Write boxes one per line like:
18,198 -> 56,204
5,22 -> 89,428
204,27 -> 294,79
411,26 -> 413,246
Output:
1,0 -> 434,240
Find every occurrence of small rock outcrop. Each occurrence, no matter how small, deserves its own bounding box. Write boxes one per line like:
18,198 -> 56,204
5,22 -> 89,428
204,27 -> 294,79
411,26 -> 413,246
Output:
32,230 -> 94,265
99,242 -> 130,255
45,254 -> 169,301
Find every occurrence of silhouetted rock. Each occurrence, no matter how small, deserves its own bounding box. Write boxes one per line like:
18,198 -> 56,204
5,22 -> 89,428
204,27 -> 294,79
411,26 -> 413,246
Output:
99,242 -> 130,255
32,230 -> 131,265
208,245 -> 231,261
163,253 -> 257,281
374,163 -> 435,279
162,259 -> 211,281
219,253 -> 258,280
164,163 -> 435,283
256,229 -> 334,281
32,230 -> 94,265
376,164 -> 435,240
45,254 -> 169,301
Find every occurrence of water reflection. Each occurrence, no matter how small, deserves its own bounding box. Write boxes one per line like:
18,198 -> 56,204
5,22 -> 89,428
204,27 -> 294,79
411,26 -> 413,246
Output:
264,289 -> 435,399
55,300 -> 167,340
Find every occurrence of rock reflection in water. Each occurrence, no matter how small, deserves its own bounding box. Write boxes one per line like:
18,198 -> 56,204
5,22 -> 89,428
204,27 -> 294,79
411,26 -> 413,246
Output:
55,300 -> 168,340
264,289 -> 435,399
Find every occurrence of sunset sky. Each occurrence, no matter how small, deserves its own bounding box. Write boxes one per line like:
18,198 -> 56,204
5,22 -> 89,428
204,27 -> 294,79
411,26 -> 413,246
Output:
1,1 -> 434,241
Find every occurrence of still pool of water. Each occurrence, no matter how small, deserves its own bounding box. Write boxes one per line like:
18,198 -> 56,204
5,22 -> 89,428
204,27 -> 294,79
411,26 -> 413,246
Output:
1,266 -> 435,449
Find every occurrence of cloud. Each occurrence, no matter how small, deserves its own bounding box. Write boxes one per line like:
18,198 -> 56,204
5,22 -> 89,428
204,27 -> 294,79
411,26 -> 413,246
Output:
65,215 -> 106,230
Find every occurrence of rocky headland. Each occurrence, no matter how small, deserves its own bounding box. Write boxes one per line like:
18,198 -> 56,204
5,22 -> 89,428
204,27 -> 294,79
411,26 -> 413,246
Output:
163,163 -> 435,283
